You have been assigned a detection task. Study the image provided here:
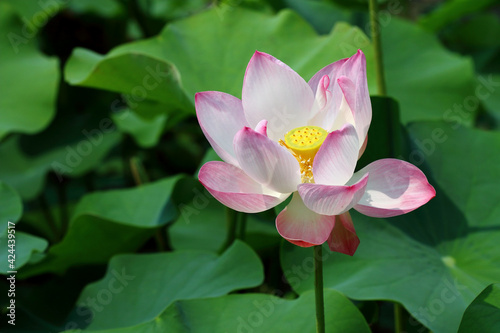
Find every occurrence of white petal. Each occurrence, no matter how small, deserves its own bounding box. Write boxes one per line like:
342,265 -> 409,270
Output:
352,159 -> 436,217
199,161 -> 288,213
196,91 -> 248,166
276,193 -> 335,246
242,51 -> 314,141
234,126 -> 301,194
313,123 -> 359,186
298,173 -> 369,215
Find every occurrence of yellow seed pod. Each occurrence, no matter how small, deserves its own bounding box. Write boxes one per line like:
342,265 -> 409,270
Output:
284,126 -> 328,161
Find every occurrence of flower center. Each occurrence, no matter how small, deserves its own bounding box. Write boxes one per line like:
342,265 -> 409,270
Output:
280,125 -> 328,183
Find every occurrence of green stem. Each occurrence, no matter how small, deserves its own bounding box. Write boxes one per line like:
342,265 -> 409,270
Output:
154,228 -> 169,252
129,156 -> 169,251
369,2 -> 402,328
219,208 -> 238,253
394,302 -> 404,333
368,0 -> 387,96
237,213 -> 247,241
129,0 -> 153,38
129,156 -> 150,185
314,245 -> 325,333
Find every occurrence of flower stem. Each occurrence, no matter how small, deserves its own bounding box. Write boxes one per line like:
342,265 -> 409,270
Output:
314,245 -> 325,333
129,156 -> 169,251
219,207 -> 238,253
369,1 -> 403,328
129,156 -> 150,185
368,0 -> 387,96
128,0 -> 154,38
237,212 -> 247,241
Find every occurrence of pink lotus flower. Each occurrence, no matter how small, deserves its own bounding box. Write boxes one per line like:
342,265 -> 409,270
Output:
196,50 -> 435,255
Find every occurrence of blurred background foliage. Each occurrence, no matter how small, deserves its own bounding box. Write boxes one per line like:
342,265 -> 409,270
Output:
0,0 -> 500,332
